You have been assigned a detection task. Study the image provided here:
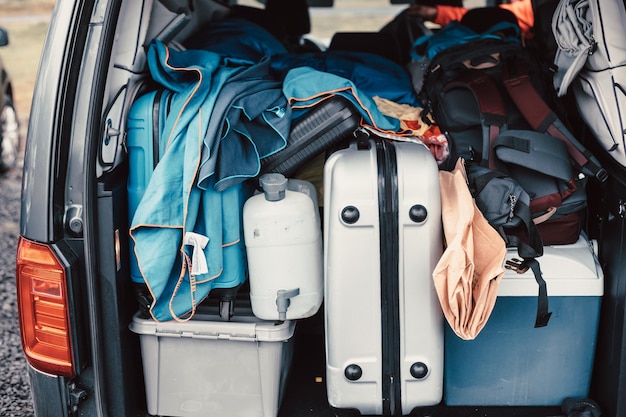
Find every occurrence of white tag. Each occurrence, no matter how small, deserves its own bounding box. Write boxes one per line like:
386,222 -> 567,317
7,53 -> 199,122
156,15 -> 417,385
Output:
183,232 -> 209,276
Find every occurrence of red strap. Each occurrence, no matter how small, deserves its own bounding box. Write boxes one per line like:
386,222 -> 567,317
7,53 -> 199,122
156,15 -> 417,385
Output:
501,65 -> 589,168
529,177 -> 577,214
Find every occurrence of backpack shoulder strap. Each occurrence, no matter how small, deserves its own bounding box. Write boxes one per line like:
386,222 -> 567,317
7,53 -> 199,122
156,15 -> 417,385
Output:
523,258 -> 553,328
503,200 -> 552,329
445,71 -> 506,169
501,62 -> 608,183
469,167 -> 551,328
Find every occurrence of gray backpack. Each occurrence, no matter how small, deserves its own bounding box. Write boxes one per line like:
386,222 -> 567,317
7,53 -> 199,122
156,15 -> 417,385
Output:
465,161 -> 551,328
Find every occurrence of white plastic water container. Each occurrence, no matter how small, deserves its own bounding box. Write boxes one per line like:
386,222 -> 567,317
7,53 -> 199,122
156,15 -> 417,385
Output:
243,173 -> 323,321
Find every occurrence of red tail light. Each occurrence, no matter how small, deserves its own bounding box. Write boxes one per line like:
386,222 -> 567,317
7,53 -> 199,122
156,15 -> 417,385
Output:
16,237 -> 74,377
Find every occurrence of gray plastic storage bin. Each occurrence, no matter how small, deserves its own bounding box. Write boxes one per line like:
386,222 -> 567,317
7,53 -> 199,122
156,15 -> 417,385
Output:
129,308 -> 295,417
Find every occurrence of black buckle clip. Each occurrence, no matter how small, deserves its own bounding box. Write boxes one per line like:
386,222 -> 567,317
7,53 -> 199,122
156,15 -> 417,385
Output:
505,258 -> 529,274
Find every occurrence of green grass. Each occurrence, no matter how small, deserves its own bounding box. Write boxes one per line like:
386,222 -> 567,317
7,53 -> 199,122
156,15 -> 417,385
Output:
1,20 -> 50,136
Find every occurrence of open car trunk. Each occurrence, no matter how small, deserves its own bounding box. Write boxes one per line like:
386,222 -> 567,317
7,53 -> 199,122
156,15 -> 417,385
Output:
18,0 -> 626,416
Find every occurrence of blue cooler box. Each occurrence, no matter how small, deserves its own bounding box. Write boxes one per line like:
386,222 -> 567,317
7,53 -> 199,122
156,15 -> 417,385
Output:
444,235 -> 604,406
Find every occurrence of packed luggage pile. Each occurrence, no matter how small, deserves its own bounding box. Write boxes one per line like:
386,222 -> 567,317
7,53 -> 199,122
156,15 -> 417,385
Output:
124,1 -> 610,416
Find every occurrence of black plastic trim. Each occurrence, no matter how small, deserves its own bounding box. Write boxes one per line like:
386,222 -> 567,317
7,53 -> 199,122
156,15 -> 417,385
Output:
376,138 -> 401,416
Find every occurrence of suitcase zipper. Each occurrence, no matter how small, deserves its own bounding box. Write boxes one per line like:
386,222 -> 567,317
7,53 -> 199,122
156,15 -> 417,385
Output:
152,90 -> 174,168
152,89 -> 164,169
375,138 -> 402,416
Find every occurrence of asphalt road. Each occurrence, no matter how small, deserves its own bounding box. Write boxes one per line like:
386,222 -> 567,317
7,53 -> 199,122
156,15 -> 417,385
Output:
0,157 -> 33,417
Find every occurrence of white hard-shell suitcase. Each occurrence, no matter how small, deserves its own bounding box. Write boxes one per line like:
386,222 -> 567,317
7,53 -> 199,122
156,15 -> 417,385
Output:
323,133 -> 444,416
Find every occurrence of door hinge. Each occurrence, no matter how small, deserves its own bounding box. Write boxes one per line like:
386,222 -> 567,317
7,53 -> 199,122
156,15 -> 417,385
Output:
67,382 -> 87,415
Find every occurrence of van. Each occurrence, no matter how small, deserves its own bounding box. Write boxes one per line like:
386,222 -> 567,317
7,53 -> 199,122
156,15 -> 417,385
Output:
15,0 -> 626,416
0,26 -> 20,173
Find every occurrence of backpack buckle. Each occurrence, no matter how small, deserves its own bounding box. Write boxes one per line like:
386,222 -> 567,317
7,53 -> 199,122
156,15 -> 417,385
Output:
595,167 -> 609,183
505,257 -> 529,274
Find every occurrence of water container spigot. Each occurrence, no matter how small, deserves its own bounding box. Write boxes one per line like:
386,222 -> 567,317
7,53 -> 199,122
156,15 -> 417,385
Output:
276,288 -> 300,321
259,173 -> 288,201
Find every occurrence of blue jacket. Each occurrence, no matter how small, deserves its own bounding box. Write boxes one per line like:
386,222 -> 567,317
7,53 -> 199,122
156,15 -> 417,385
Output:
130,40 -> 289,321
411,21 -> 521,61
197,57 -> 291,191
281,66 -> 403,133
184,18 -> 288,62
271,51 -> 422,107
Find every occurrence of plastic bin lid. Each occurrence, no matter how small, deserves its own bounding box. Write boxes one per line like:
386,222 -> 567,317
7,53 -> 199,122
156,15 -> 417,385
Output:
498,235 -> 604,297
129,306 -> 296,342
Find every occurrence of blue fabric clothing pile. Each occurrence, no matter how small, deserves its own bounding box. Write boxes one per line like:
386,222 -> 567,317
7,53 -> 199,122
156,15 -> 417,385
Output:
184,17 -> 422,107
270,50 -> 421,108
410,21 -> 522,62
184,18 -> 288,63
130,40 -> 290,321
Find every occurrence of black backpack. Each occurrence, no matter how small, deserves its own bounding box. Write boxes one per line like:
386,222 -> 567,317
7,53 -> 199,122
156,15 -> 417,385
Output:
418,33 -> 607,328
418,35 -> 607,246
419,36 -> 604,178
465,162 -> 551,328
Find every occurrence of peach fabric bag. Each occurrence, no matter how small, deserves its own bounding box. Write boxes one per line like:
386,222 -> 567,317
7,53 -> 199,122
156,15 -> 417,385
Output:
433,158 -> 507,340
